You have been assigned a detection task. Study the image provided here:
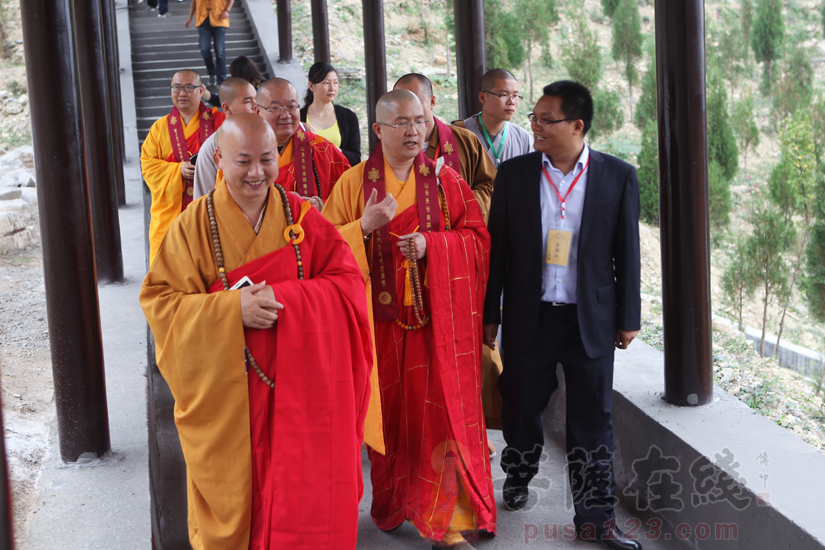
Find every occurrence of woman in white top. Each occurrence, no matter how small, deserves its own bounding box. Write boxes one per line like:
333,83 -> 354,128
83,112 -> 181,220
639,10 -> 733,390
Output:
300,62 -> 362,165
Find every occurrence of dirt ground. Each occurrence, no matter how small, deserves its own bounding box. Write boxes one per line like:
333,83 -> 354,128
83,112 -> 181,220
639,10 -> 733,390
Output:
0,243 -> 53,550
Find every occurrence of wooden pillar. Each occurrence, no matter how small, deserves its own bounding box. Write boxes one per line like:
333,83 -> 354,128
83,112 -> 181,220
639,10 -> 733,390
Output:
20,0 -> 111,461
277,0 -> 293,62
363,0 -> 387,152
75,0 -> 124,284
655,0 -> 713,406
453,0 -> 485,119
0,397 -> 13,550
311,0 -> 330,64
101,0 -> 127,207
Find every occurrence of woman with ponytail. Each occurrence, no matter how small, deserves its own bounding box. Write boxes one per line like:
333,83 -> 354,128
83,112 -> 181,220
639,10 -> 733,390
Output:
300,62 -> 361,165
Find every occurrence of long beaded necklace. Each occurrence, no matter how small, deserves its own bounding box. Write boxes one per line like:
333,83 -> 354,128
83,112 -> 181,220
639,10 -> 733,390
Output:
392,186 -> 451,332
206,185 -> 304,389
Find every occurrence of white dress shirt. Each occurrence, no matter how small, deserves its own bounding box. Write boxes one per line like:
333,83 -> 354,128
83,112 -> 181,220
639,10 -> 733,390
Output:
540,144 -> 590,303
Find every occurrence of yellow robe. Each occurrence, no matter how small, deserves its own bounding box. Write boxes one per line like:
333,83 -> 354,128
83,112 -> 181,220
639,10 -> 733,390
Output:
140,182 -> 289,549
141,112 -> 203,264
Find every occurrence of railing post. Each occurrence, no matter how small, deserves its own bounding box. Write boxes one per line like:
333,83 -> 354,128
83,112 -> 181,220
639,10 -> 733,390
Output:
655,0 -> 713,406
453,0 -> 485,120
363,0 -> 387,152
311,0 -> 330,64
76,0 -> 125,284
277,0 -> 293,62
20,0 -> 111,461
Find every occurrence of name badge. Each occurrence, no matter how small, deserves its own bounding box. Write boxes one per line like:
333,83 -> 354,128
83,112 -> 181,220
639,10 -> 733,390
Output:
545,229 -> 572,266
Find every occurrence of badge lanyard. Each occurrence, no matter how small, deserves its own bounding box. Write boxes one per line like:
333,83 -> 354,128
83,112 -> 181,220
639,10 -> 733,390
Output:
477,113 -> 507,168
541,158 -> 590,223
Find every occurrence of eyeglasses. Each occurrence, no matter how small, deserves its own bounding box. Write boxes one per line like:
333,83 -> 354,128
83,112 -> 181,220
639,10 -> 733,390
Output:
483,90 -> 523,102
171,84 -> 200,94
257,103 -> 300,115
378,120 -> 429,131
527,113 -> 576,126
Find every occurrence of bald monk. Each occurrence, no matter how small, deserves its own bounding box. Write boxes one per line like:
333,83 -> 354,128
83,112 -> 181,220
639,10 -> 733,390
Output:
257,78 -> 351,211
323,90 -> 496,548
394,73 -> 497,221
141,114 -> 372,549
193,77 -> 259,199
141,69 -> 226,263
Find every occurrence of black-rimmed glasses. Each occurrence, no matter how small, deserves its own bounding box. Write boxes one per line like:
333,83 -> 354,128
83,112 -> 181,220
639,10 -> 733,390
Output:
527,113 -> 576,126
484,90 -> 523,102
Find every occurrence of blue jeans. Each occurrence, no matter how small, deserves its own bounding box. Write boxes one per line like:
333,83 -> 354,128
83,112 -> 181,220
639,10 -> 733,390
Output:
197,19 -> 227,83
158,0 -> 168,14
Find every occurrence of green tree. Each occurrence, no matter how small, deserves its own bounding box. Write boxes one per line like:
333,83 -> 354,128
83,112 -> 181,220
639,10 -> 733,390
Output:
732,95 -> 760,175
708,160 -> 731,230
806,172 -> 825,323
611,0 -> 643,120
769,115 -> 817,354
773,46 -> 814,120
751,0 -> 784,96
706,65 -> 739,181
744,198 -> 791,357
714,10 -> 746,102
601,0 -> 619,18
484,0 -> 526,70
516,0 -> 559,103
721,234 -> 757,330
590,88 -> 625,141
636,120 -> 659,225
742,0 -> 754,66
561,13 -> 602,91
634,43 -> 657,130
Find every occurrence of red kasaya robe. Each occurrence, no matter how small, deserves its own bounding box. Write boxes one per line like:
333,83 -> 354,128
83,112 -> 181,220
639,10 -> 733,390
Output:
367,167 -> 496,541
277,127 -> 351,200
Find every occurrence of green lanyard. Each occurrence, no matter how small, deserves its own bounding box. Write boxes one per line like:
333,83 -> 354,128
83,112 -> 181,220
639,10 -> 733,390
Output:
477,113 -> 507,167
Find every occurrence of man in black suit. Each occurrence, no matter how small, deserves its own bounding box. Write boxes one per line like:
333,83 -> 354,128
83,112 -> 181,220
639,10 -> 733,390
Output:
482,81 -> 641,550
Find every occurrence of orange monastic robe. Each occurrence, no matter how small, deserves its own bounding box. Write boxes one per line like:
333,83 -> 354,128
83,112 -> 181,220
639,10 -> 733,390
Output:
140,180 -> 371,549
323,157 -> 496,543
141,108 -> 226,263
277,128 -> 351,199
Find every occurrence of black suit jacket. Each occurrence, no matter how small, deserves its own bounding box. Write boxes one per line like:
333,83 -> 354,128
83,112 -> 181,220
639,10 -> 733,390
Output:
300,103 -> 362,166
482,149 -> 641,359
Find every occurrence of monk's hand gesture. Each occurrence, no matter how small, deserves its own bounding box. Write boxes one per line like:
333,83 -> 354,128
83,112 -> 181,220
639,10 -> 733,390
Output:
240,282 -> 284,330
396,233 -> 426,260
180,161 -> 195,180
482,323 -> 498,350
615,330 -> 638,350
361,188 -> 397,236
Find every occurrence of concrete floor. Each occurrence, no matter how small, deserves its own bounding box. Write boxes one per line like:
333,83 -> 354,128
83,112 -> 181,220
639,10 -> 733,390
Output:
356,430 -> 688,550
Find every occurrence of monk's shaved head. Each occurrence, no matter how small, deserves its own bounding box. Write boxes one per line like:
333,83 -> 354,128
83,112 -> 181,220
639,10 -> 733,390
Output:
219,77 -> 255,105
171,69 -> 202,86
256,78 -> 301,146
216,113 -> 280,207
219,113 -> 276,152
394,73 -> 433,97
376,89 -> 422,122
480,68 -> 516,92
256,78 -> 298,102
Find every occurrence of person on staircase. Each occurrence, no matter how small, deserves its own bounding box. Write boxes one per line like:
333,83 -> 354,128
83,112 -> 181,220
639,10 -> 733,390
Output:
184,0 -> 233,87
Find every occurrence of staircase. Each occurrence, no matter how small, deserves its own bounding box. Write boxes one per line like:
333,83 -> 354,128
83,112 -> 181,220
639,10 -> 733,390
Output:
129,0 -> 269,143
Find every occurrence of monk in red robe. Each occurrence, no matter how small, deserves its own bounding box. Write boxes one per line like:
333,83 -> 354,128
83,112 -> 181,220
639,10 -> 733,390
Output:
140,114 -> 371,549
141,69 -> 226,263
256,78 -> 351,210
323,90 -> 496,548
